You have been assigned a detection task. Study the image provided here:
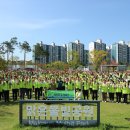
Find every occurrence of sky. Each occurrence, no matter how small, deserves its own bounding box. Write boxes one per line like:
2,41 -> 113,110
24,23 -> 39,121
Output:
0,0 -> 130,60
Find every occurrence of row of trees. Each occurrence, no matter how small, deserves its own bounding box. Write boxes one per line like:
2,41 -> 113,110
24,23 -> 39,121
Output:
0,37 -> 31,69
0,37 -> 111,71
0,37 -> 49,70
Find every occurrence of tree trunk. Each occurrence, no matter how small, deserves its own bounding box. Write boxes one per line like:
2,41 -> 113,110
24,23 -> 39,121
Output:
7,51 -> 9,69
24,52 -> 26,68
12,52 -> 13,69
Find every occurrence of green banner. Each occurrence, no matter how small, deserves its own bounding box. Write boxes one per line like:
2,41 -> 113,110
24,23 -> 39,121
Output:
47,90 -> 75,100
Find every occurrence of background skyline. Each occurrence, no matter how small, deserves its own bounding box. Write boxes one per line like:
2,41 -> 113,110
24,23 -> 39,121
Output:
0,0 -> 130,60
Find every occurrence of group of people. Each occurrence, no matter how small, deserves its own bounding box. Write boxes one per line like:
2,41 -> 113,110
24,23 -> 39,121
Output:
0,69 -> 130,103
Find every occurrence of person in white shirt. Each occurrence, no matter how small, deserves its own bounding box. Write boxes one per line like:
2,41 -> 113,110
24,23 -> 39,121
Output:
75,89 -> 83,100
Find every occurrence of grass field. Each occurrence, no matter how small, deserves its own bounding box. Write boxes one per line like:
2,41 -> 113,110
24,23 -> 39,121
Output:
0,101 -> 130,130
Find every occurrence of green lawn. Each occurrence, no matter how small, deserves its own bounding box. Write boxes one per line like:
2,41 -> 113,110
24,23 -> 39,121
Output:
0,101 -> 130,130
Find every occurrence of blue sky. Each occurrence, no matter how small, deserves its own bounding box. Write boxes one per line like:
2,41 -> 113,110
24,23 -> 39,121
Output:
0,0 -> 130,60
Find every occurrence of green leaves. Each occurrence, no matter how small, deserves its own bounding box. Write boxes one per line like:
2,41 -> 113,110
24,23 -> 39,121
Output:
90,50 -> 108,71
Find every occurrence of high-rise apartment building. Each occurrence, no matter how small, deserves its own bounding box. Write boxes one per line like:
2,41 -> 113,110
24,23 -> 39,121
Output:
89,39 -> 106,51
67,40 -> 85,64
127,42 -> 130,64
88,39 -> 106,64
111,41 -> 128,64
106,46 -> 111,64
33,42 -> 67,64
84,50 -> 89,66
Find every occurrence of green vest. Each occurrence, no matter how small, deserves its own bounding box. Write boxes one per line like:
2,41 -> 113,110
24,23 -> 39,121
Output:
76,81 -> 81,89
0,84 -> 2,92
27,80 -> 33,89
108,85 -> 115,93
44,82 -> 50,89
34,81 -> 41,88
19,81 -> 24,88
83,82 -> 89,90
12,80 -> 17,89
65,82 -> 68,90
115,86 -> 122,93
101,84 -> 108,92
68,82 -> 74,90
122,87 -> 129,94
3,82 -> 9,91
92,83 -> 98,90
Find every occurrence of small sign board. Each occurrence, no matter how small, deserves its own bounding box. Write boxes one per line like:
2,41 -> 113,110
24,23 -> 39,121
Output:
47,90 -> 75,100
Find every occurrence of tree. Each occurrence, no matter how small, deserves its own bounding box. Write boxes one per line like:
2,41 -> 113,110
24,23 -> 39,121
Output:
68,50 -> 80,69
0,56 -> 7,70
0,43 -> 5,59
2,41 -> 12,65
10,37 -> 18,66
19,41 -> 31,68
33,43 -> 49,68
90,50 -> 108,71
1,37 -> 18,67
9,56 -> 19,67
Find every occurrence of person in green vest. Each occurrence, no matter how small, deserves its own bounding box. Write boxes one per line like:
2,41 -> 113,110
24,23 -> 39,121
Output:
122,81 -> 129,103
101,80 -> 108,102
115,81 -> 122,103
26,77 -> 33,99
11,77 -> 19,101
75,78 -> 82,91
67,79 -> 74,91
64,78 -> 69,90
19,78 -> 25,100
34,78 -> 41,100
2,80 -> 10,102
82,78 -> 89,100
108,81 -> 115,102
92,79 -> 99,100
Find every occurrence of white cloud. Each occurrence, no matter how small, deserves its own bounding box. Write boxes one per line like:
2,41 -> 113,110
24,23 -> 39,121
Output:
0,18 -> 80,30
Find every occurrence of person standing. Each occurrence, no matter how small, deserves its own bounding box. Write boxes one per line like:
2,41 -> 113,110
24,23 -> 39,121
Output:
108,81 -> 115,102
101,81 -> 108,102
12,78 -> 19,101
26,78 -> 33,99
34,79 -> 41,100
2,80 -> 10,102
82,79 -> 89,100
92,80 -> 99,100
122,82 -> 129,103
19,79 -> 25,100
75,88 -> 83,100
57,77 -> 64,90
115,82 -> 122,103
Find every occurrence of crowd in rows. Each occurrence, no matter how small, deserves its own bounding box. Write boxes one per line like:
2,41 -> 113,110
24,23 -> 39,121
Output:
0,69 -> 130,103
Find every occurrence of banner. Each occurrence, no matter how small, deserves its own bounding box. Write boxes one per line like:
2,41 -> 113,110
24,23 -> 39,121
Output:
47,90 -> 75,100
19,100 -> 100,126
